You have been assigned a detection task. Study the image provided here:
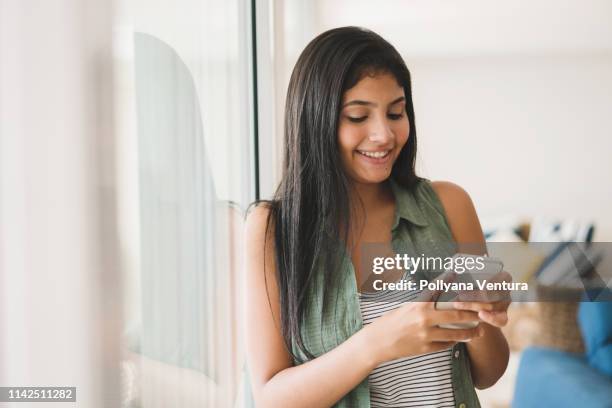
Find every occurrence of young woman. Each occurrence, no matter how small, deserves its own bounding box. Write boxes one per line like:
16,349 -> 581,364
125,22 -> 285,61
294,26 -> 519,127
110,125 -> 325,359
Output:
244,26 -> 511,408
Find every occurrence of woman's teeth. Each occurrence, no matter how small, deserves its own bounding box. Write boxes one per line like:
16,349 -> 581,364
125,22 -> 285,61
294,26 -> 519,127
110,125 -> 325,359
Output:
357,150 -> 390,159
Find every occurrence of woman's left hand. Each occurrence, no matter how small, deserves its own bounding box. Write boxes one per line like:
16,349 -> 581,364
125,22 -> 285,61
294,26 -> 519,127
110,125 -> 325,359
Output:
452,270 -> 513,328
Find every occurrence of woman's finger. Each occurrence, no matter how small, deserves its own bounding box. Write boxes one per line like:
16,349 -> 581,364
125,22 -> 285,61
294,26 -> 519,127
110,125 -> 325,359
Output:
428,325 -> 484,342
489,270 -> 513,284
453,300 -> 511,313
478,310 -> 509,327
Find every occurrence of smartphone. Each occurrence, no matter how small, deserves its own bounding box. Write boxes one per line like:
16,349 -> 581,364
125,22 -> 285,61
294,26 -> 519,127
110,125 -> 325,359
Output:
434,253 -> 504,330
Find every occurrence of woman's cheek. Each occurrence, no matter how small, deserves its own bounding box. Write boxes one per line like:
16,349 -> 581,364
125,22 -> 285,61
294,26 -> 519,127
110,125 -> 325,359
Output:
397,123 -> 410,149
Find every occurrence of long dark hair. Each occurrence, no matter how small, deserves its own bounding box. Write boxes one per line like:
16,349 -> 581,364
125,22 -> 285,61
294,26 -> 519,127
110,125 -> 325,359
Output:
263,26 -> 419,361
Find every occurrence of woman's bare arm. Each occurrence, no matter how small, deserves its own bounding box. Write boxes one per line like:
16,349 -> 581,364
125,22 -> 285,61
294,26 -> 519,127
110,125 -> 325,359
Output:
432,181 -> 510,389
244,206 -> 377,408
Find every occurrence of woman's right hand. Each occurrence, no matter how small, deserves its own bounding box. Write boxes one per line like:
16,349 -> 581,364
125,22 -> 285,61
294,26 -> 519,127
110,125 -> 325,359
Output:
362,275 -> 484,364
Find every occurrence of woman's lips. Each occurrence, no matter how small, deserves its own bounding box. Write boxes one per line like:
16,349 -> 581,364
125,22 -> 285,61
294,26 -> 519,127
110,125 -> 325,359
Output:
356,149 -> 392,165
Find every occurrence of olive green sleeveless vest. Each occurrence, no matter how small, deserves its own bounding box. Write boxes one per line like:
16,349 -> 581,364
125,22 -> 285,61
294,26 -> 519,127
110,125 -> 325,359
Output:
242,177 -> 481,408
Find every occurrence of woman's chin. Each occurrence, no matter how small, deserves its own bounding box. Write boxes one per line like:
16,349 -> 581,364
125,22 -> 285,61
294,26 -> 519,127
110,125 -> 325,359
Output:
352,171 -> 393,185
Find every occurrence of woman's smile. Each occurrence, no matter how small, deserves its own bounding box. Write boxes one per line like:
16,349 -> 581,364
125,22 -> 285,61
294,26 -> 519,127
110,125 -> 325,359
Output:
356,149 -> 391,159
355,149 -> 393,165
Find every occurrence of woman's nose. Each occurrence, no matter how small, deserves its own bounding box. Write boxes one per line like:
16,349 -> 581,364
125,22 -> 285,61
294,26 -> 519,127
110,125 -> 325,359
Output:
367,117 -> 394,143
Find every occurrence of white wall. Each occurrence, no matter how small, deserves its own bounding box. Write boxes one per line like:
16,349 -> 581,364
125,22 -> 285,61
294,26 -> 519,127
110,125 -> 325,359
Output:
314,0 -> 612,57
411,54 -> 612,240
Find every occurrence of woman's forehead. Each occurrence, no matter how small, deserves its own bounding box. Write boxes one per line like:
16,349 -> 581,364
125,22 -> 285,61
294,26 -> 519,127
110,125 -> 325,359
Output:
342,73 -> 405,104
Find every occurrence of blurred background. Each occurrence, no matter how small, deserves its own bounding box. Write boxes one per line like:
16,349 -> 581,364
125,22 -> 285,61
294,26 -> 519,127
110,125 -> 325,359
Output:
1,0 -> 611,407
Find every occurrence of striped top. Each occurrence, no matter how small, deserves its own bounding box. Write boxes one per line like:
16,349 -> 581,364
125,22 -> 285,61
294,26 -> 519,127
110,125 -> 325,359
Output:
359,274 -> 456,408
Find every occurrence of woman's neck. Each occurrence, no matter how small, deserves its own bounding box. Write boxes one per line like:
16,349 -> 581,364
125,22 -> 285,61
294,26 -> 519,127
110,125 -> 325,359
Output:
350,180 -> 392,210
348,180 -> 395,230
344,179 -> 395,250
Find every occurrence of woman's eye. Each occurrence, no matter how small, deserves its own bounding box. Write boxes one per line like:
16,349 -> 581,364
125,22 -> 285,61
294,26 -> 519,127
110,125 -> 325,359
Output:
388,113 -> 404,120
347,116 -> 367,123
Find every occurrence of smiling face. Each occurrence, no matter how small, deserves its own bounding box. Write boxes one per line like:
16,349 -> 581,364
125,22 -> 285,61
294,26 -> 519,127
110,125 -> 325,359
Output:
337,72 -> 410,186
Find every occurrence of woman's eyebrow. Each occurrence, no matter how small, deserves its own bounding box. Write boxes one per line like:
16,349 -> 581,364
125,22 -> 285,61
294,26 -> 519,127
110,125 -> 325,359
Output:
342,96 -> 405,108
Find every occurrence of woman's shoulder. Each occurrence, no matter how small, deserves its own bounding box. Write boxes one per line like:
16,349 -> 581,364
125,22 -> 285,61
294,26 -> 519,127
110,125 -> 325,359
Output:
429,180 -> 472,208
428,180 -> 484,242
244,202 -> 279,284
245,201 -> 275,240
400,178 -> 472,216
246,201 -> 272,220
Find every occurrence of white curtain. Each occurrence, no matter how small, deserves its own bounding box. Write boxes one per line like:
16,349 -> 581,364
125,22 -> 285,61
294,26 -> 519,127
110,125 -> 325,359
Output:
0,0 -> 120,407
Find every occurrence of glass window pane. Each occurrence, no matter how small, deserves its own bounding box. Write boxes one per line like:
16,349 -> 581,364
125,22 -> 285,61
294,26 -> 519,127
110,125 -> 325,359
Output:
114,1 -> 254,406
